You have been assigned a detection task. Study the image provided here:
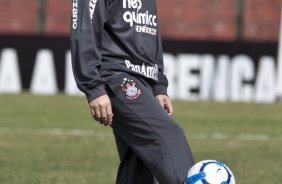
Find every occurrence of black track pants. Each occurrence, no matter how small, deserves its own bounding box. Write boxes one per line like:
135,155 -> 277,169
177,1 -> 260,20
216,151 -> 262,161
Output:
105,73 -> 194,184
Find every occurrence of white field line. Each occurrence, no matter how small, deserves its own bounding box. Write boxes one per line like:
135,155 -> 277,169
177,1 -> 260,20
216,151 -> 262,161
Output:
0,127 -> 280,141
0,127 -> 113,137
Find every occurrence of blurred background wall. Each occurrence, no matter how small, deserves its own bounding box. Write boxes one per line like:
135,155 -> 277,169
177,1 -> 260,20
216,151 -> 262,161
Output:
0,0 -> 280,42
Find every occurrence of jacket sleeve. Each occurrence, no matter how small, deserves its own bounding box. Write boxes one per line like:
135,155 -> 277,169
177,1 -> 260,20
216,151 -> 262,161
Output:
70,0 -> 107,102
153,26 -> 169,96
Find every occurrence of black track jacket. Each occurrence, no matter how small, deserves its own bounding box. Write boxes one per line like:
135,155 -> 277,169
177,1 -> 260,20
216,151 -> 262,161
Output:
70,0 -> 168,102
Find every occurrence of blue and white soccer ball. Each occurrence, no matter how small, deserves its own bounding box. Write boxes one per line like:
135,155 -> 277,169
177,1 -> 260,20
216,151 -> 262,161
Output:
186,160 -> 235,184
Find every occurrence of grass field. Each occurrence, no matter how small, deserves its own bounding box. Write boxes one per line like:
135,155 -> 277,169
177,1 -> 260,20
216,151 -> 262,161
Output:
0,94 -> 281,184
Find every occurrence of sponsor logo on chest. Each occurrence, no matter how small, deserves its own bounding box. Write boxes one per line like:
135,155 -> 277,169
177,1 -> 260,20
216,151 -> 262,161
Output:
122,0 -> 158,35
125,60 -> 158,80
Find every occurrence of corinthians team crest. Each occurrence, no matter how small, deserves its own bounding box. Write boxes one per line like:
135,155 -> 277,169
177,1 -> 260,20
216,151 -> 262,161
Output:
120,78 -> 142,101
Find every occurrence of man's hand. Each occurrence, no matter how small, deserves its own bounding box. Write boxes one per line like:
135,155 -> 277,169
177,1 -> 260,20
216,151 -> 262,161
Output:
156,95 -> 174,116
89,94 -> 113,126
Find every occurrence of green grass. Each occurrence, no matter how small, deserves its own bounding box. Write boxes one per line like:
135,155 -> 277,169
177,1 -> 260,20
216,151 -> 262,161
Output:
0,94 -> 281,183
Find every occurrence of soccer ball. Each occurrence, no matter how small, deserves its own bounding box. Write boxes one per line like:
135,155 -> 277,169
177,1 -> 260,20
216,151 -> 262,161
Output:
186,160 -> 235,184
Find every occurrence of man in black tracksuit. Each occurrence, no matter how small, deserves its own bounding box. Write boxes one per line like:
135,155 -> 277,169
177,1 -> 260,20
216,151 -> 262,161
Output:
70,0 -> 194,183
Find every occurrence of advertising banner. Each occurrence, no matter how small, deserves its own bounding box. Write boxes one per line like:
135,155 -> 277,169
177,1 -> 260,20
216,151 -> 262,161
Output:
0,35 -> 278,103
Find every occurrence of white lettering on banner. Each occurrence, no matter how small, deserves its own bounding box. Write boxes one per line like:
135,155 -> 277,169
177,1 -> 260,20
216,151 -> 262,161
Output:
178,54 -> 200,100
199,55 -> 215,100
122,0 -> 157,35
163,54 -> 176,99
72,0 -> 78,29
255,57 -> 276,103
89,0 -> 97,21
0,48 -> 278,103
161,54 -> 277,103
0,48 -> 22,93
30,49 -> 58,95
230,55 -> 254,102
212,56 -> 230,101
65,51 -> 84,96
